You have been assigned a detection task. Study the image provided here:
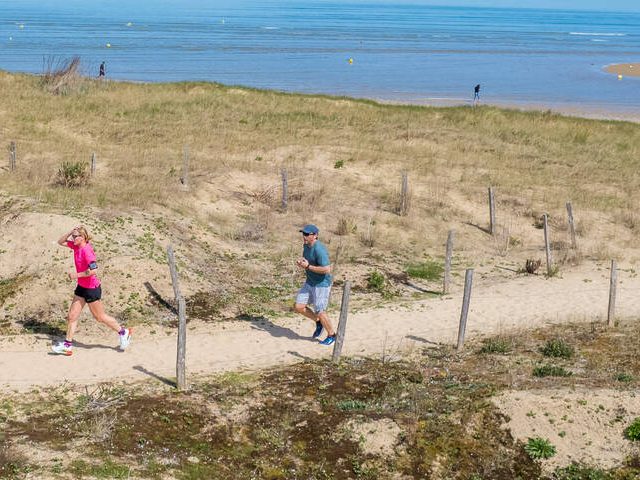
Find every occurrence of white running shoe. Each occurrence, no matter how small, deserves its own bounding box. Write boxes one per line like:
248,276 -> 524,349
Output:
52,341 -> 73,356
119,328 -> 132,350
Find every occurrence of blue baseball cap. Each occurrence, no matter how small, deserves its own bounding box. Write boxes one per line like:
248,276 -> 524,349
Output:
299,224 -> 319,235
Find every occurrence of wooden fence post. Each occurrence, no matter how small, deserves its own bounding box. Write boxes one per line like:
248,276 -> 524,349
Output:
281,168 -> 288,211
9,141 -> 16,171
443,230 -> 454,294
607,260 -> 617,327
566,202 -> 577,250
488,187 -> 496,235
167,245 -> 187,389
456,269 -> 473,350
90,152 -> 96,176
167,245 -> 182,304
543,214 -> 553,276
181,145 -> 189,188
399,172 -> 409,216
332,281 -> 351,363
176,296 -> 187,390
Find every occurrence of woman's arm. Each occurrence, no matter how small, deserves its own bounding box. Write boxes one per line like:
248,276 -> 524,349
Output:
58,226 -> 79,246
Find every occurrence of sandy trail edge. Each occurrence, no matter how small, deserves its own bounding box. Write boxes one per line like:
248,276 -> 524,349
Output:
1,264 -> 638,391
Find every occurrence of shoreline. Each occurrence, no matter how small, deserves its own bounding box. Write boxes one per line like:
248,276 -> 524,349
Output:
4,68 -> 640,124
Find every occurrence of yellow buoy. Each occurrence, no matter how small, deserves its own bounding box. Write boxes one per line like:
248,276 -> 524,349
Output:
106,43 -> 111,48
618,74 -> 623,80
348,58 -> 353,64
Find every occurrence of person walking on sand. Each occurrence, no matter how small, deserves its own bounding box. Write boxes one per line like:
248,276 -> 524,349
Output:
51,225 -> 131,356
473,83 -> 481,106
294,224 -> 336,345
98,61 -> 105,78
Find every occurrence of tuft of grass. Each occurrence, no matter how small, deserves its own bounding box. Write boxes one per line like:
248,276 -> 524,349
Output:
366,271 -> 386,292
624,418 -> 640,441
336,399 -> 367,411
479,337 -> 512,354
540,338 -> 575,359
532,364 -> 573,378
57,161 -> 89,188
615,372 -> 634,383
524,437 -> 556,460
405,259 -> 443,281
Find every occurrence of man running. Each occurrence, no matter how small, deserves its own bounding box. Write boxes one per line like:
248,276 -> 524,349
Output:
293,224 -> 336,345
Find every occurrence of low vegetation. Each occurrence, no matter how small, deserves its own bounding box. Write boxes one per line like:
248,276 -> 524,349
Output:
2,321 -> 640,479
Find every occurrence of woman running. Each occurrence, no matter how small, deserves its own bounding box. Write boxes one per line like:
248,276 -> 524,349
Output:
52,225 -> 132,355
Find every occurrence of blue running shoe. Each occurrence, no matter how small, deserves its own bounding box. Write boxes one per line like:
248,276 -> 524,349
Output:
312,322 -> 323,339
319,335 -> 336,346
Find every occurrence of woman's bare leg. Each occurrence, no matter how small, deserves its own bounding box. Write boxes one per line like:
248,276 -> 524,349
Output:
66,296 -> 85,341
87,300 -> 122,333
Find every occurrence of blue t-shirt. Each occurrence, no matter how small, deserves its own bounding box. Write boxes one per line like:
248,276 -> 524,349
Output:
303,240 -> 332,287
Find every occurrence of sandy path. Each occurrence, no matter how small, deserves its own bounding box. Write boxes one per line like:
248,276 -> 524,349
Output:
1,264 -> 639,391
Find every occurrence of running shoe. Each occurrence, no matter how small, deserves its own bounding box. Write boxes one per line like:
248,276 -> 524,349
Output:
319,335 -> 336,346
51,341 -> 73,356
119,328 -> 132,350
312,321 -> 323,339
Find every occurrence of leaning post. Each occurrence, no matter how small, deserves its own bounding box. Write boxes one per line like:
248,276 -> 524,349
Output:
332,281 -> 351,363
456,269 -> 474,350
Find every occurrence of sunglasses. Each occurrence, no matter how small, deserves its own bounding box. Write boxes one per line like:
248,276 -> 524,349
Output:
302,232 -> 315,237
72,234 -> 82,238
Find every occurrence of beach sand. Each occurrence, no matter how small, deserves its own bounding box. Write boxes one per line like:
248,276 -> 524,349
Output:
605,63 -> 640,78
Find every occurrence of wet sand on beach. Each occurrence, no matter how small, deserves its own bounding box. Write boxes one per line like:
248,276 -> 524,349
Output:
605,63 -> 640,78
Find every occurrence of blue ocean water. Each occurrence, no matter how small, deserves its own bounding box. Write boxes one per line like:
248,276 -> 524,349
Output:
1,0 -> 639,114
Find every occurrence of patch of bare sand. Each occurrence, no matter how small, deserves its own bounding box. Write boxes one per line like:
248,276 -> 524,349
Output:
494,389 -> 640,472
605,63 -> 640,78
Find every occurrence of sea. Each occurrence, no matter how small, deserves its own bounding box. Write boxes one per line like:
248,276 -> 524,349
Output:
1,0 -> 639,117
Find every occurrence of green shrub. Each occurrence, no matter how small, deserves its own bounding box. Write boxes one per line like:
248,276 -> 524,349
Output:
405,259 -> 443,281
479,337 -> 512,354
337,399 -> 367,411
624,417 -> 640,441
616,372 -> 634,383
533,364 -> 572,378
367,271 -> 385,292
524,437 -> 556,459
57,161 -> 89,187
553,463 -> 611,480
334,159 -> 345,169
540,338 -> 574,359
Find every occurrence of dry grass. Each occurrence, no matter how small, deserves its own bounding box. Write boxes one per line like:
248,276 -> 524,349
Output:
1,70 -> 640,318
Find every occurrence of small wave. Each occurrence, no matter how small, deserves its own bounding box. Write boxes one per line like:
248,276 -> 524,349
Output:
262,26 -> 279,30
569,32 -> 626,36
591,39 -> 607,42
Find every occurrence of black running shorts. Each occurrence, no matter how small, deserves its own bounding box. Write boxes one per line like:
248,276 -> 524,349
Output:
74,285 -> 102,303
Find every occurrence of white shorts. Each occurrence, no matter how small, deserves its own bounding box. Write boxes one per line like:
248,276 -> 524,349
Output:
295,282 -> 331,313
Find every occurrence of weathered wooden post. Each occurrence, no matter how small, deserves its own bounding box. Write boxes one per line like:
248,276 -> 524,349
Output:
443,230 -> 455,294
607,260 -> 618,327
399,172 -> 409,216
167,245 -> 182,303
488,187 -> 496,235
167,245 -> 187,389
9,141 -> 16,171
543,214 -> 553,276
176,296 -> 187,390
566,202 -> 577,250
181,145 -> 189,188
332,281 -> 351,363
456,269 -> 473,350
90,152 -> 96,176
281,168 -> 288,211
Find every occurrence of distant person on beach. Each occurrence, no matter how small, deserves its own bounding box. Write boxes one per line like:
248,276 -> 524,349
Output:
473,84 -> 481,105
294,224 -> 336,346
98,61 -> 105,78
51,225 -> 131,356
